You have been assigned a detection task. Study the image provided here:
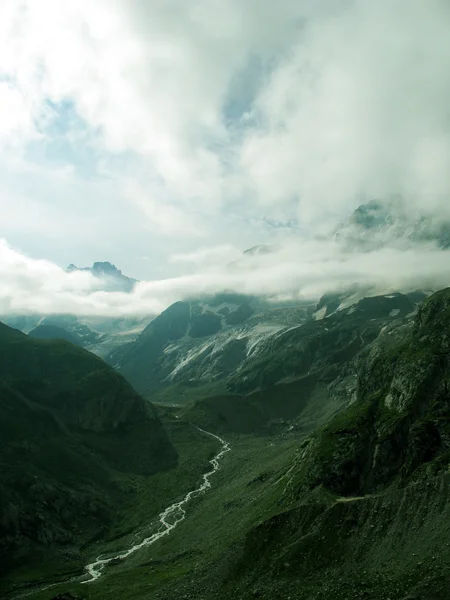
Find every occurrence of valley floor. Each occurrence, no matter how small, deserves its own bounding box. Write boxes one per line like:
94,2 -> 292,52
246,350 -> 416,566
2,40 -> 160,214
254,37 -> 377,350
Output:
6,414 -> 298,600
7,413 -> 450,600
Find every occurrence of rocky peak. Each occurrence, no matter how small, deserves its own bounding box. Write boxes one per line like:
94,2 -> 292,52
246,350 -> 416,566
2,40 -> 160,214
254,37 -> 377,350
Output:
342,196 -> 450,249
66,261 -> 137,292
350,196 -> 404,230
92,261 -> 122,276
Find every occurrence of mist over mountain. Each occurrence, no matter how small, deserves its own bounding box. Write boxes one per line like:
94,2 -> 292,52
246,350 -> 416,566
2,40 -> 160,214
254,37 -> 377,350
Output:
336,195 -> 450,251
66,261 -> 138,293
2,198 -> 450,320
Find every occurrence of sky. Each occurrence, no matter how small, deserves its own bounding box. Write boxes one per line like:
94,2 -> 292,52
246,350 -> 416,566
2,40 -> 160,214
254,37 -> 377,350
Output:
1,0 -> 450,315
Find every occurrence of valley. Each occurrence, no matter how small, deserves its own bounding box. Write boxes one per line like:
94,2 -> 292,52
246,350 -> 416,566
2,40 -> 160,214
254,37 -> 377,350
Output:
2,263 -> 450,599
2,5 -> 450,598
82,427 -> 231,584
11,406 -> 450,600
6,417 -> 300,600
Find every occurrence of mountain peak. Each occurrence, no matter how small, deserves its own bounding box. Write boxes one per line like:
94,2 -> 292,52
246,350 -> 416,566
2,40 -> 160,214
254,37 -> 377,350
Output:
339,196 -> 450,250
65,261 -> 137,292
92,261 -> 122,276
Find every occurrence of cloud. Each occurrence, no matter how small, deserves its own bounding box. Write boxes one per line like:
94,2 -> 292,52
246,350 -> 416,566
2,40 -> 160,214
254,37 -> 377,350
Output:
1,237 -> 449,318
169,245 -> 242,268
0,81 -> 34,147
0,0 -> 450,279
239,0 -> 450,225
125,181 -> 201,237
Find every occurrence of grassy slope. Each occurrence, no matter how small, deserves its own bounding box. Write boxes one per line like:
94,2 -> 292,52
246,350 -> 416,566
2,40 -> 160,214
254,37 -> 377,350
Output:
0,323 -> 177,596
14,411 -> 450,600
20,423 -> 299,600
2,415 -> 218,598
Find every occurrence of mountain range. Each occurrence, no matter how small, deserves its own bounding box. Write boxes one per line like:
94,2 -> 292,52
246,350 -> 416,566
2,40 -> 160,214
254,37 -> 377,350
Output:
2,199 -> 450,599
1,262 -> 151,359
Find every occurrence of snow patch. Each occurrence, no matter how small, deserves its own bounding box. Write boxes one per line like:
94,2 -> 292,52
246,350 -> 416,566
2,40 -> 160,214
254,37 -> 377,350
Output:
199,302 -> 240,316
245,324 -> 287,356
313,306 -> 327,321
166,322 -> 288,380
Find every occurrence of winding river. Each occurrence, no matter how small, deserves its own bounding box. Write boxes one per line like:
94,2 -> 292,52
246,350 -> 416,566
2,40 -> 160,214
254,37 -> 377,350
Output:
82,428 -> 230,583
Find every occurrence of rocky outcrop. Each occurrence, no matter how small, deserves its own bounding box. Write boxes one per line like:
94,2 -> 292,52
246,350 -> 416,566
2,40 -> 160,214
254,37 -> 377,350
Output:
279,290 -> 450,500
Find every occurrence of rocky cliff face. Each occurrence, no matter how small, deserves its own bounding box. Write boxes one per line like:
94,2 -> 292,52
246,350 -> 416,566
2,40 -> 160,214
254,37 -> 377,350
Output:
267,289 -> 450,500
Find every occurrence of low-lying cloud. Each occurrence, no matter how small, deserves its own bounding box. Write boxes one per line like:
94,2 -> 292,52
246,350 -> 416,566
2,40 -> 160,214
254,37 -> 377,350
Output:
1,237 -> 449,318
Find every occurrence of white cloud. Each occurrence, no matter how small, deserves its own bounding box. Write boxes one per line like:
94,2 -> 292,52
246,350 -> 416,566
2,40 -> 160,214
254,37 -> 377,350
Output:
0,0 -> 450,282
169,245 -> 242,268
125,181 -> 201,237
0,82 -> 34,146
239,0 -> 450,225
1,237 -> 449,318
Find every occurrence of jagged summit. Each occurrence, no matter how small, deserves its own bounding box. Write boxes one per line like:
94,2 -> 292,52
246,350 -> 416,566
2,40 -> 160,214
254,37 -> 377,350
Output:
67,261 -> 123,275
66,261 -> 137,292
338,195 -> 450,250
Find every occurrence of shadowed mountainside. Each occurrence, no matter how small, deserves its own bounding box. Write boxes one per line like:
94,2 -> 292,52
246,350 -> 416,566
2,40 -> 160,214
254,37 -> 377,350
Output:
207,288 -> 450,599
0,322 -> 177,581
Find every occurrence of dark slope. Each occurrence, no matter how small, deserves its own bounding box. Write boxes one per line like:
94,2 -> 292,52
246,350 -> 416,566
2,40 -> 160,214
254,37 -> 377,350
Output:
110,291 -> 422,413
182,292 -> 424,434
110,295 -> 259,396
205,288 -> 450,599
28,324 -> 85,347
0,322 -> 176,582
110,301 -> 192,394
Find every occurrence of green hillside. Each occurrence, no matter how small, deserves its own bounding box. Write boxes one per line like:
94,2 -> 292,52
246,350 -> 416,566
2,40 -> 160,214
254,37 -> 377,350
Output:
0,323 -> 177,590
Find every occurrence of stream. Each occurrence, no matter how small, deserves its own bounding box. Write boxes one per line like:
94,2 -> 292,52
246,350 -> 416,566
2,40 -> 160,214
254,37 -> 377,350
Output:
82,428 -> 230,583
